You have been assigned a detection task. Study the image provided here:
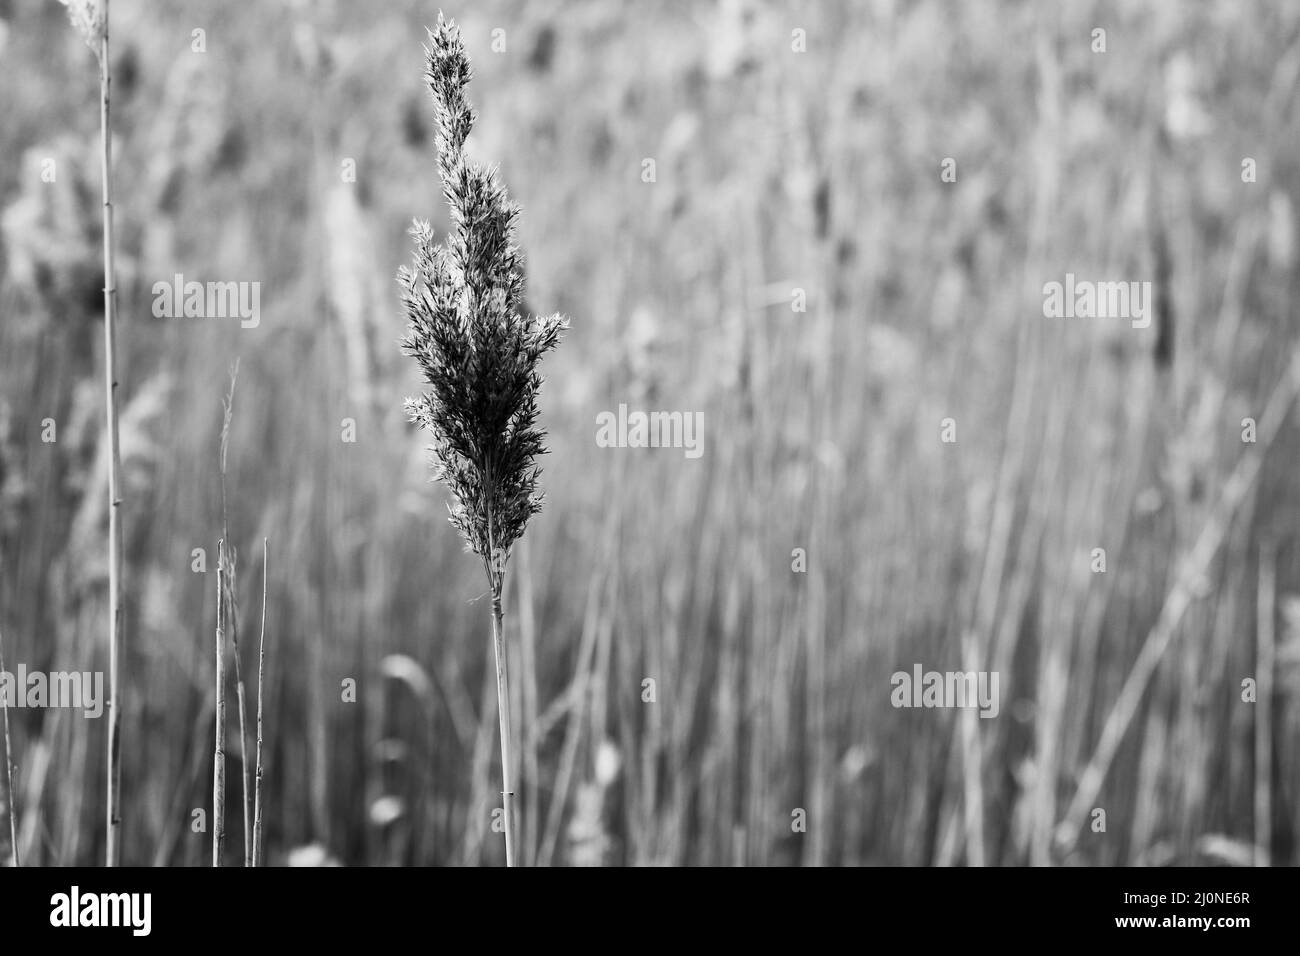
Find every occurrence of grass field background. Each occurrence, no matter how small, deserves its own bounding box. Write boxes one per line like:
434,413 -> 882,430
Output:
1,0 -> 1298,865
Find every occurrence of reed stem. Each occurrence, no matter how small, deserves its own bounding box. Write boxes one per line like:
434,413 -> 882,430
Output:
98,0 -> 126,869
490,588 -> 517,866
0,625 -> 19,867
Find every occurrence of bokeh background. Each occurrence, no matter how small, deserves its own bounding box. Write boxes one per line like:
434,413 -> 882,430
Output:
1,0 -> 1299,866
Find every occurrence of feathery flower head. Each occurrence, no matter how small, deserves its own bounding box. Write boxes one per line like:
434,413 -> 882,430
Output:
399,13 -> 567,587
57,0 -> 105,56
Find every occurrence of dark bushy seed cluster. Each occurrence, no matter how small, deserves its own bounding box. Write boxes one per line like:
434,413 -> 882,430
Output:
399,14 -> 567,587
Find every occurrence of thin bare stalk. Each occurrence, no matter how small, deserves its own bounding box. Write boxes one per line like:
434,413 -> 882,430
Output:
213,544 -> 226,866
0,625 -> 19,867
959,629 -> 986,867
230,599 -> 250,864
252,537 -> 268,867
490,586 -> 516,867
1255,541 -> 1274,867
218,363 -> 251,864
97,0 -> 126,870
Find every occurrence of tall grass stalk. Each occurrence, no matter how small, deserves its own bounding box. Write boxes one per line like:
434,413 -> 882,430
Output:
399,13 -> 567,867
252,537 -> 269,867
228,564 -> 251,864
0,625 -> 18,867
56,0 -> 127,868
218,363 -> 253,864
212,362 -> 245,865
1254,541 -> 1274,867
213,538 -> 226,866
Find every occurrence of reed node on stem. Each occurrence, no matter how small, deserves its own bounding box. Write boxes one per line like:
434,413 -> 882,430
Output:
57,0 -> 126,867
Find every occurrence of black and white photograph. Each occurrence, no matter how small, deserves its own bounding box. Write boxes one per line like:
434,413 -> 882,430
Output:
0,0 -> 1295,935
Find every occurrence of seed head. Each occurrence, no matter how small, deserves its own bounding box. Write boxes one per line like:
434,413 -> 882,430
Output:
57,0 -> 105,56
399,13 -> 567,586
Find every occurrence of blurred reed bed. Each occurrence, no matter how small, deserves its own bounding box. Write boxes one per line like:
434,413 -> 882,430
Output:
0,0 -> 1299,866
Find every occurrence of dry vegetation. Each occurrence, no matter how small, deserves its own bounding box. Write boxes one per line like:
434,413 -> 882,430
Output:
0,0 -> 1299,865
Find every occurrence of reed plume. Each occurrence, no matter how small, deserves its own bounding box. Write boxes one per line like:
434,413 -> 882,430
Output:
399,13 -> 567,867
